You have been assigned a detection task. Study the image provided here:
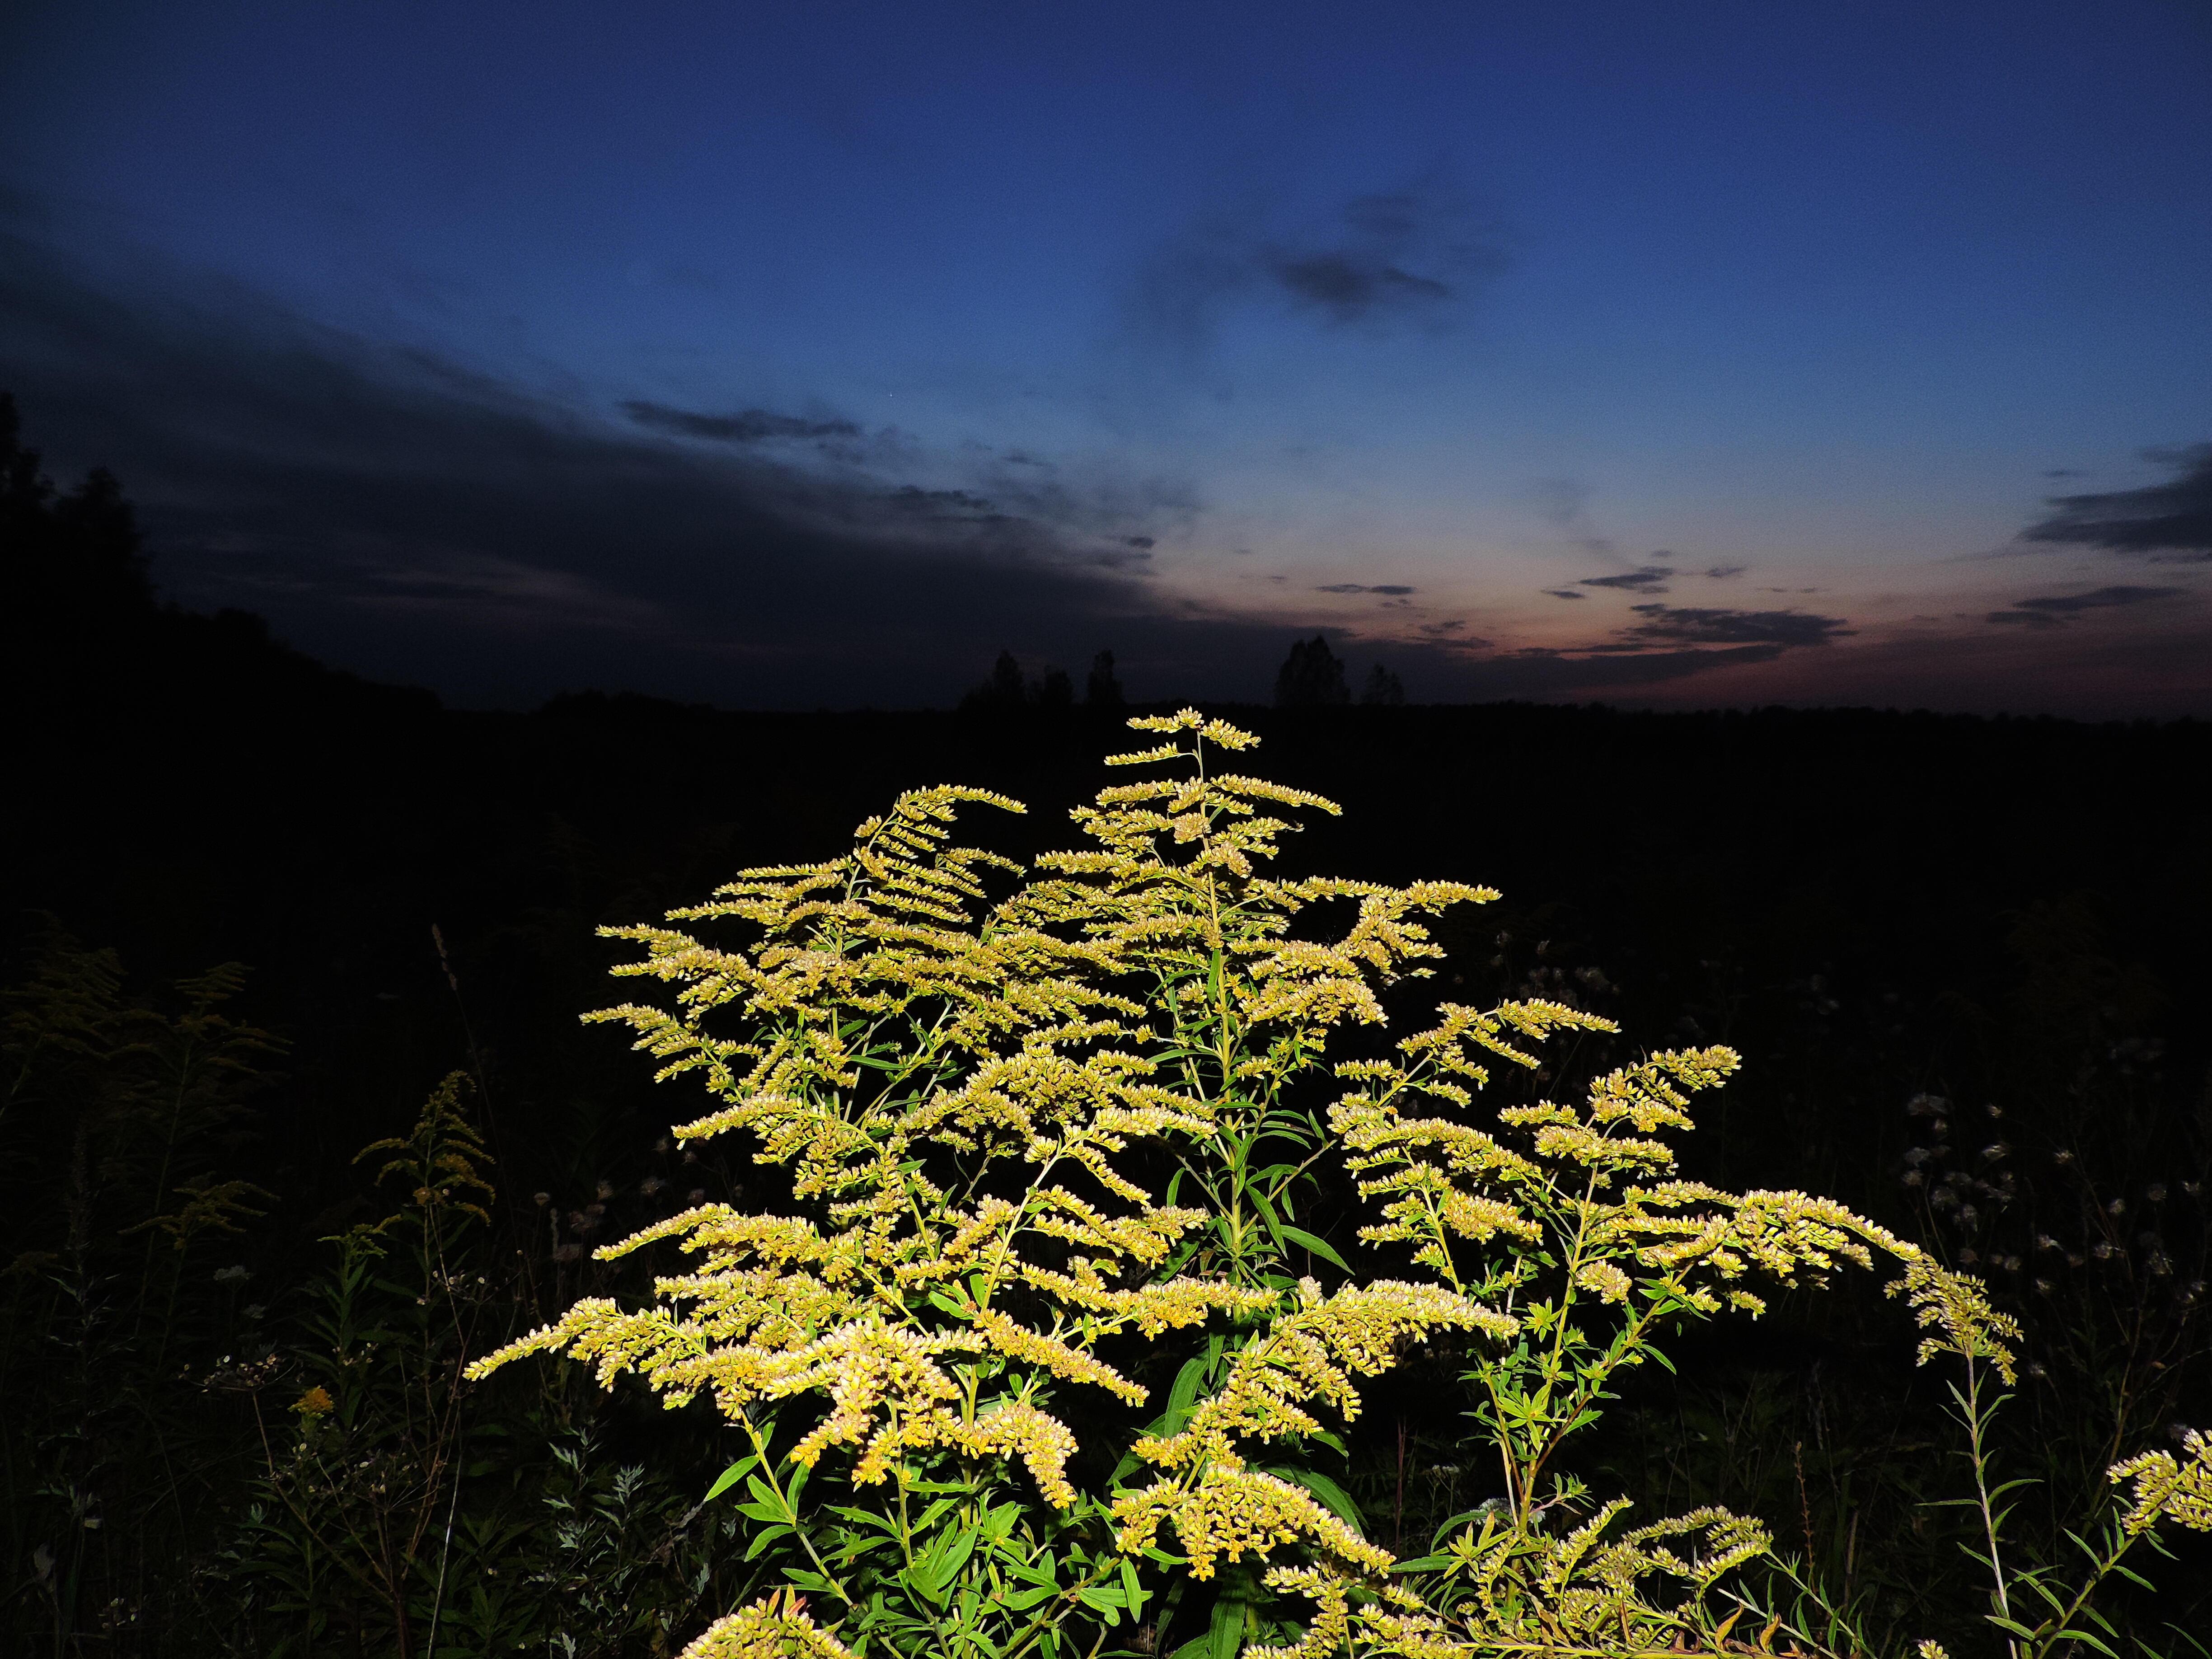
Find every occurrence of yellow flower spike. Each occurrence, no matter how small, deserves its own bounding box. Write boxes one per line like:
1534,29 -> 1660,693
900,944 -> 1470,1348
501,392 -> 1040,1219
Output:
1885,1253 -> 2024,1384
2110,1431 -> 2212,1534
677,1594 -> 862,1659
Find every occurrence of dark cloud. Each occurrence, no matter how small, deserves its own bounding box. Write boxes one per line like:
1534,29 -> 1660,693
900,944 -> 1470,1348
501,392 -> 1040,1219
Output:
1125,174 -> 1509,360
1984,585 -> 2189,627
0,224 -> 1268,708
2020,445 -> 2212,558
1622,605 -> 1853,648
1271,254 -> 1450,322
1397,596 -> 1851,695
621,400 -> 859,443
1316,582 -> 1416,595
886,485 -> 1000,517
1704,564 -> 1746,580
1578,565 -> 1675,592
1124,535 -> 1155,549
1542,588 -> 1588,600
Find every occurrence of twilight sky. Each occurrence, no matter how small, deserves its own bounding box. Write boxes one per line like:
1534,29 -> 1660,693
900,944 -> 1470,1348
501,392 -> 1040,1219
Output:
5,0 -> 2211,712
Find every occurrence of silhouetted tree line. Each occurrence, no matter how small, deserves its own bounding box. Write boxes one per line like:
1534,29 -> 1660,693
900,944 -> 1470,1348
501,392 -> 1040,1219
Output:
959,648 -> 1122,713
955,637 -> 1403,715
2,391 -> 437,731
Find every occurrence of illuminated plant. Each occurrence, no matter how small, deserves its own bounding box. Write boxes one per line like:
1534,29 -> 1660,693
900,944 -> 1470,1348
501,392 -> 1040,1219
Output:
472,713 -> 2212,1659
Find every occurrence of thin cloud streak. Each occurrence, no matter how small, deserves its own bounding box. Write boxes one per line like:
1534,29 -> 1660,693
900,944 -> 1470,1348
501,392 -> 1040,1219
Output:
1578,565 -> 1675,593
1985,585 -> 2189,627
1621,605 -> 1853,648
621,401 -> 861,443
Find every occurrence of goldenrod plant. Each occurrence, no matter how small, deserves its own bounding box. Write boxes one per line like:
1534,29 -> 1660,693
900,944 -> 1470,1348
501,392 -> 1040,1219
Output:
475,713 -> 2212,1659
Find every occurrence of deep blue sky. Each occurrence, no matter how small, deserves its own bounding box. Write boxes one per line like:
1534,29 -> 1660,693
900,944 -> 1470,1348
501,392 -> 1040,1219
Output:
5,0 -> 2210,711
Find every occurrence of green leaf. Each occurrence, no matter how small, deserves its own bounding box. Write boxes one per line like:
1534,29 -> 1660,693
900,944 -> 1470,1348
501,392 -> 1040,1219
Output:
2050,1631 -> 2120,1658
1206,1593 -> 1247,1659
744,1524 -> 794,1561
927,1289 -> 975,1322
1249,1186 -> 1286,1247
828,1505 -> 906,1538
1277,1225 -> 1350,1272
703,1453 -> 761,1504
939,1525 -> 980,1584
1001,1552 -> 1059,1589
1166,1356 -> 1211,1434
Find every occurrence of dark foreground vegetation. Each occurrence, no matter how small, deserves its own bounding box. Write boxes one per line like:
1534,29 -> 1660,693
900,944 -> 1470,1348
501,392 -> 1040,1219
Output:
5,397 -> 2209,1655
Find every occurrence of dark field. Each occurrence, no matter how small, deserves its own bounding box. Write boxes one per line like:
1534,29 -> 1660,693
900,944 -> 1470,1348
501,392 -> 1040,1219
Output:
7,443 -> 2210,1654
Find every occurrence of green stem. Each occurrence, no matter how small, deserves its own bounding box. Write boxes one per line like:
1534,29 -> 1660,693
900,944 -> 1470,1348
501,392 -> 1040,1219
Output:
2021,1523 -> 2142,1659
1957,1358 -> 2020,1659
740,1415 -> 856,1608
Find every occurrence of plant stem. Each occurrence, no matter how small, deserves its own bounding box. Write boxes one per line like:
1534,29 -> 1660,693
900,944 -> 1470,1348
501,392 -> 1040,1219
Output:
1957,1357 -> 2019,1659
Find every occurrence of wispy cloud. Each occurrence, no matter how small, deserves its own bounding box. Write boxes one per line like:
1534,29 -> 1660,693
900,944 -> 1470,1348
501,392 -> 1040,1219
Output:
621,400 -> 859,443
1124,172 -> 1509,361
1984,585 -> 2189,627
1316,582 -> 1416,595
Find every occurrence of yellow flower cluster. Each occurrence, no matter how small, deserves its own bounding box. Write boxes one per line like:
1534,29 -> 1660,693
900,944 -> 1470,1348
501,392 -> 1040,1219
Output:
678,1591 -> 860,1659
469,709 -> 2212,1659
1884,1250 -> 2025,1384
1295,972 -> 2060,1659
475,713 -> 1510,1565
1115,1280 -> 1509,1578
1259,1502 -> 1774,1659
2109,1429 -> 2212,1536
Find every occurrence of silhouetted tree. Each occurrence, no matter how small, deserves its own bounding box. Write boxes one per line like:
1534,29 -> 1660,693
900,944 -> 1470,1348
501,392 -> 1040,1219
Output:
960,650 -> 1077,713
1,391 -> 155,632
1086,649 -> 1124,709
958,649 -> 1029,712
1359,664 -> 1406,706
1273,635 -> 1349,707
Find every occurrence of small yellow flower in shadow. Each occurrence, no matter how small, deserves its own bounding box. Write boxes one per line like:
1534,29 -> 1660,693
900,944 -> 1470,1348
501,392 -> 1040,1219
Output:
291,1386 -> 335,1418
